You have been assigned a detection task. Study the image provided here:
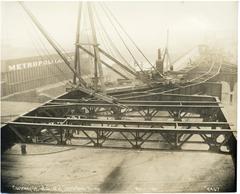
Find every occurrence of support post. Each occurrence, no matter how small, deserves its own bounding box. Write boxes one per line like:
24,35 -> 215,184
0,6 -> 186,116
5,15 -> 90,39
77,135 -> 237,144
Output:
87,2 -> 106,93
73,2 -> 82,84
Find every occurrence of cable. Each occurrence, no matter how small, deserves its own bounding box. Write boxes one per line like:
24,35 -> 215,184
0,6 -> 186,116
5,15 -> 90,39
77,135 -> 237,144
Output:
102,2 -> 166,78
96,24 -> 115,59
94,18 -> 135,80
99,3 -> 147,75
34,32 -> 70,85
21,9 -> 69,86
93,4 -> 135,72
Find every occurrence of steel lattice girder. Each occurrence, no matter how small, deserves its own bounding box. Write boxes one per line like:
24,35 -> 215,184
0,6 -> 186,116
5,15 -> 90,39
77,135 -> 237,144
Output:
59,88 -> 220,102
27,104 -> 223,122
6,121 -> 235,153
47,99 -> 220,106
1,87 -> 236,155
17,90 -> 224,121
16,116 -> 231,128
107,82 -> 222,100
114,82 -> 222,101
28,101 -> 223,122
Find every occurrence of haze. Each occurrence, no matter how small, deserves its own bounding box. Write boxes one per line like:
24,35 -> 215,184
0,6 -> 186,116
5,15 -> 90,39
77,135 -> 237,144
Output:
1,1 -> 238,63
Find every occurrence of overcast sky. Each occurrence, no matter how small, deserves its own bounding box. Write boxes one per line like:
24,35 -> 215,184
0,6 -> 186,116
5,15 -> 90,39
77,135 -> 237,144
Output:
1,1 -> 238,62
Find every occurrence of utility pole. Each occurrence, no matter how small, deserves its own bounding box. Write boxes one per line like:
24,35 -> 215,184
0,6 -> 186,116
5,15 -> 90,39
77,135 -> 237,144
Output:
87,2 -> 106,93
73,2 -> 82,84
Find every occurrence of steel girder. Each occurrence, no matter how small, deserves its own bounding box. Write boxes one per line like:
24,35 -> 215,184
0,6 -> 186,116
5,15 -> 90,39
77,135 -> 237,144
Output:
25,101 -> 223,122
60,88 -> 219,102
6,121 -> 235,153
114,82 -> 222,101
1,86 -> 236,156
16,116 -> 231,128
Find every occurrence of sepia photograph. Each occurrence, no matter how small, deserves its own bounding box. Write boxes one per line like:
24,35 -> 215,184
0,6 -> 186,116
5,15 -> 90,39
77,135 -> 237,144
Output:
1,1 -> 238,193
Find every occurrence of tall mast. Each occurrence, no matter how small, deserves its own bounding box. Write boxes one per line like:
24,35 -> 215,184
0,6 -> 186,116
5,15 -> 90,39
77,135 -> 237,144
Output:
165,29 -> 173,71
73,2 -> 82,84
87,2 -> 106,93
165,29 -> 169,71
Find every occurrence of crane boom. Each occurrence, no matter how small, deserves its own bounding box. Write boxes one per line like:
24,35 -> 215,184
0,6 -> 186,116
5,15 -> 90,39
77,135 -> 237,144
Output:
99,48 -> 138,77
19,2 -> 87,87
78,45 -> 130,80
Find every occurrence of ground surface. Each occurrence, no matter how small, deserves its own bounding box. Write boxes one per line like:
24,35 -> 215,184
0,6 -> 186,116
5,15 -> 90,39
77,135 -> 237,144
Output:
1,144 -> 235,193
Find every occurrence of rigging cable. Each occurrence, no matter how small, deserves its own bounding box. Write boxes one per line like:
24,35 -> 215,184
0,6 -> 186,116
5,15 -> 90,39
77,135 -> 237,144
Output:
93,4 -> 135,72
20,8 -> 68,86
94,15 -> 133,80
99,3 -> 147,76
101,2 -> 166,79
34,29 -> 71,83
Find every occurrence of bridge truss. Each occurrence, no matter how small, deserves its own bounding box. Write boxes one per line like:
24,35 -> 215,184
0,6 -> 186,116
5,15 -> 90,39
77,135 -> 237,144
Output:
2,88 -> 236,157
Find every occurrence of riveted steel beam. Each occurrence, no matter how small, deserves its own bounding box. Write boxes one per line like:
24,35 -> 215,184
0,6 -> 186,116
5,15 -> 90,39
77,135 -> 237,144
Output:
5,121 -> 235,153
